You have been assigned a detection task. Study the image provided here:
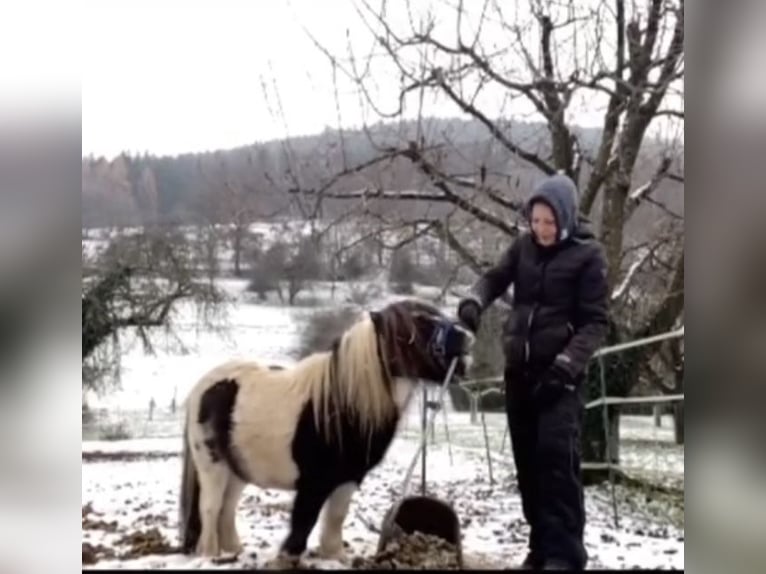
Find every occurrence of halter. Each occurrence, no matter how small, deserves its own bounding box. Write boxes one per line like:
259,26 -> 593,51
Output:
427,319 -> 456,367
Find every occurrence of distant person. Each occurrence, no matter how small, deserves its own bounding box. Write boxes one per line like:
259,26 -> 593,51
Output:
457,174 -> 609,570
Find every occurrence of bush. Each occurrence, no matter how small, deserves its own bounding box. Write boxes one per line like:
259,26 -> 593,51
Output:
285,238 -> 325,304
418,243 -> 457,288
98,420 -> 132,441
391,281 -> 415,295
247,237 -> 327,305
339,251 -> 371,281
294,306 -> 360,359
346,281 -> 382,306
247,241 -> 287,301
388,247 -> 417,293
82,403 -> 94,425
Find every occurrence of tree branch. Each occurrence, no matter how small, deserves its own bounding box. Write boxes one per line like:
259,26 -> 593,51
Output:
655,109 -> 684,120
638,248 -> 684,339
640,2 -> 684,118
625,155 -> 673,219
611,246 -> 652,302
580,0 -> 629,215
432,70 -> 556,175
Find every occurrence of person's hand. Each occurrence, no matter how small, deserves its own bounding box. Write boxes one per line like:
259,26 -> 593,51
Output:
532,364 -> 575,409
457,298 -> 482,333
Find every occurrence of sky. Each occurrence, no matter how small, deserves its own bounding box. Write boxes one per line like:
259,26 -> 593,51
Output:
75,0 -> 684,160
81,0 -> 425,159
0,1 -> 80,119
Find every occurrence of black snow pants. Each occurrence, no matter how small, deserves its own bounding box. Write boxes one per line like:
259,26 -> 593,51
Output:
505,368 -> 588,569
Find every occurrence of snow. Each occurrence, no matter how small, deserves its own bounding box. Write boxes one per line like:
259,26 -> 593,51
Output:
86,278 -> 462,413
82,424 -> 684,570
82,261 -> 684,569
612,248 -> 651,301
82,399 -> 684,570
629,181 -> 652,201
86,291 -> 300,411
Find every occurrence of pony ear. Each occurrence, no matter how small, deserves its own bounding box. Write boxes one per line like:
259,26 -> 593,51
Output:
369,310 -> 383,331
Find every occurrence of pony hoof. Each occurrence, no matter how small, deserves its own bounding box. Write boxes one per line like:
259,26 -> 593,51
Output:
264,553 -> 301,570
196,542 -> 221,559
220,542 -> 244,556
211,552 -> 240,565
317,545 -> 346,561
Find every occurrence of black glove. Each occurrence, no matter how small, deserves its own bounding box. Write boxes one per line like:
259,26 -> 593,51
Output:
457,298 -> 482,333
532,364 -> 576,409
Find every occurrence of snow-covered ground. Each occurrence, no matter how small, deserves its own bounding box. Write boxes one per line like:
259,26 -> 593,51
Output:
83,400 -> 684,570
83,272 -> 683,569
82,416 -> 684,570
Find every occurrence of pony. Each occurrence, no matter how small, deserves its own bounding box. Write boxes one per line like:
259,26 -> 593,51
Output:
178,298 -> 474,565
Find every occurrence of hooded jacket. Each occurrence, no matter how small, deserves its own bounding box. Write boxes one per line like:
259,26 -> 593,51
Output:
463,174 -> 609,381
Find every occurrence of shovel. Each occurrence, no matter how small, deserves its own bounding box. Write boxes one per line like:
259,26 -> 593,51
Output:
376,357 -> 464,567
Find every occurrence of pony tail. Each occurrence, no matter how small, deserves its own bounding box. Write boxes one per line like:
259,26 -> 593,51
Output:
179,416 -> 201,553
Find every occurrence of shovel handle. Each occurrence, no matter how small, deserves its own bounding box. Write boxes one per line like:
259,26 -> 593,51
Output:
400,357 -> 459,497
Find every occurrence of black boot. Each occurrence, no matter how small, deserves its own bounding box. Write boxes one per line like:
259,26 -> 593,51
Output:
534,390 -> 588,570
516,551 -> 541,570
541,557 -> 574,570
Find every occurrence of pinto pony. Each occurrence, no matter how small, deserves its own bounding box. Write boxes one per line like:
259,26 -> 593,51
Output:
179,299 -> 474,564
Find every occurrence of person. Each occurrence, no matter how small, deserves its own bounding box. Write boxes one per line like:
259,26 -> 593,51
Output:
457,173 -> 609,570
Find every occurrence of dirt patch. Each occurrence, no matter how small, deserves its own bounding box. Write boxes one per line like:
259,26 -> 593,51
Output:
82,451 -> 179,463
353,531 -> 461,570
116,527 -> 179,559
135,513 -> 170,528
83,503 -> 179,565
82,542 -> 116,565
259,500 -> 293,513
82,502 -> 119,532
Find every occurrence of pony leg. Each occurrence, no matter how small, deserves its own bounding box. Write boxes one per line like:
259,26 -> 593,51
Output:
218,476 -> 246,555
196,462 -> 230,557
279,485 -> 331,562
319,482 -> 357,560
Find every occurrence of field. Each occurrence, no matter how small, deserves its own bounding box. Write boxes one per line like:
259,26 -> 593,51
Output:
82,275 -> 683,569
82,408 -> 683,570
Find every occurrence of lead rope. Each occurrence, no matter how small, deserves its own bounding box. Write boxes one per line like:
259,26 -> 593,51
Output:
400,357 -> 459,497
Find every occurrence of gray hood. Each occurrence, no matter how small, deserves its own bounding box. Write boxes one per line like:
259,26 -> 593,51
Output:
525,174 -> 580,243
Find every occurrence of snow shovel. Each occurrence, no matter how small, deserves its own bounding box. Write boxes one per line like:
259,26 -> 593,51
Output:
377,357 -> 464,567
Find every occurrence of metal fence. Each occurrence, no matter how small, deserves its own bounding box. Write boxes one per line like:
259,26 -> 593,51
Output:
448,326 -> 685,527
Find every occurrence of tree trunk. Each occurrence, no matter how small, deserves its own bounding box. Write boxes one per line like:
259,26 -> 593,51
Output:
653,404 -> 663,427
233,226 -> 243,277
673,401 -> 684,445
582,405 -> 621,485
580,324 -> 639,485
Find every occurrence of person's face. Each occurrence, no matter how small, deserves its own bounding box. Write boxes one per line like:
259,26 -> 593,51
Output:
530,202 -> 558,246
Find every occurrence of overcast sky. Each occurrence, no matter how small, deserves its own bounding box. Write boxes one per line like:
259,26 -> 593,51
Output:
73,0 -> 686,160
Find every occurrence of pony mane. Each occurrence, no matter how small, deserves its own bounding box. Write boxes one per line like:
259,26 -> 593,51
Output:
294,299 -> 439,446
297,312 -> 395,445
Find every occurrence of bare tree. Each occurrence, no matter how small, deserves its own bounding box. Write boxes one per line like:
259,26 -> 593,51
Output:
645,335 -> 685,444
295,0 -> 684,473
196,155 -> 264,278
81,226 -> 225,395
